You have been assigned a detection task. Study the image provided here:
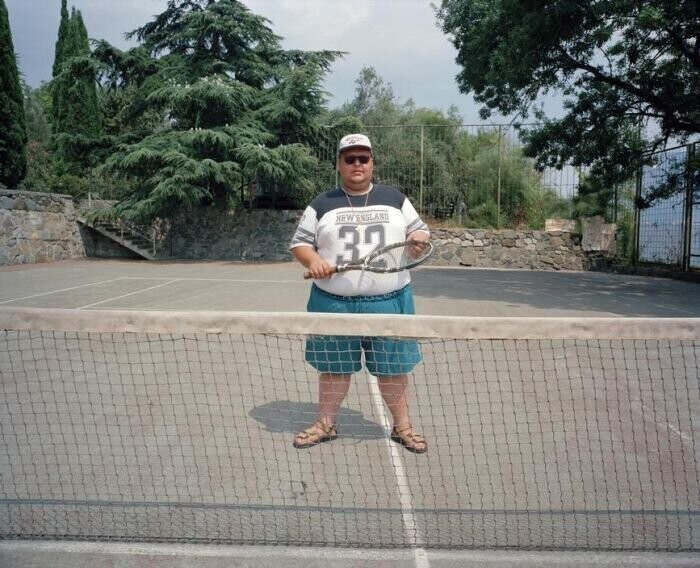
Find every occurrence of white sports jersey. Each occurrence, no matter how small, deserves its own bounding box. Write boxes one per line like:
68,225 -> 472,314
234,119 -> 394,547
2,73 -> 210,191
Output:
290,184 -> 429,296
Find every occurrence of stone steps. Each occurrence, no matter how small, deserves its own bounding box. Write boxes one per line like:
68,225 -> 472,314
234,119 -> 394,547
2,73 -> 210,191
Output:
78,218 -> 157,260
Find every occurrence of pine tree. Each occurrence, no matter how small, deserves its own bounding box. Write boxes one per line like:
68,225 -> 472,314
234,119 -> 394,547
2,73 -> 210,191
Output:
95,0 -> 341,220
0,0 -> 27,187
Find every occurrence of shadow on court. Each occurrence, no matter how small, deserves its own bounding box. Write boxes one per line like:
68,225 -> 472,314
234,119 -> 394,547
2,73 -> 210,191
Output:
249,400 -> 385,439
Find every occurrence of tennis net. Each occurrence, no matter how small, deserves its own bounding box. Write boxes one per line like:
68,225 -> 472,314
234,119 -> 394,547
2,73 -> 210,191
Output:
1,307 -> 699,550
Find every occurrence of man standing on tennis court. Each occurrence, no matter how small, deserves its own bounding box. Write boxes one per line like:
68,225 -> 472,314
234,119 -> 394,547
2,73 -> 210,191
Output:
289,133 -> 430,453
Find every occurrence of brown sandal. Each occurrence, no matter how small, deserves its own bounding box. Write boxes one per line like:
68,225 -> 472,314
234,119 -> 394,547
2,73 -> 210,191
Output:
293,421 -> 338,449
391,425 -> 427,454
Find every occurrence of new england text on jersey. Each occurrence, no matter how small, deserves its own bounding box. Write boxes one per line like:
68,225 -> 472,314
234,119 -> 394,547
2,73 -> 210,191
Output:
335,209 -> 390,225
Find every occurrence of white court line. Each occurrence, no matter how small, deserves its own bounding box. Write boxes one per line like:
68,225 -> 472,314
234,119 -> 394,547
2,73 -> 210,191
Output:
0,278 -> 125,305
77,279 -> 180,310
641,403 -> 695,448
367,374 -> 429,568
0,540 -> 415,561
119,276 -> 303,283
3,540 -> 700,566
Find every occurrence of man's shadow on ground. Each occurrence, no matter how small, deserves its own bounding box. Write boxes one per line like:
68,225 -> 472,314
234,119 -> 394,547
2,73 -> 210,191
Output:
249,401 -> 385,439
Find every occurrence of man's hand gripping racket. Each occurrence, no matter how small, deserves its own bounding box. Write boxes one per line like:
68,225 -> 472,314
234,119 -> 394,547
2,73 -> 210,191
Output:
303,238 -> 434,280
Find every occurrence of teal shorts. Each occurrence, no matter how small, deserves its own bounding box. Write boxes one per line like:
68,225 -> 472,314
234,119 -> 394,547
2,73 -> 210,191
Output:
305,284 -> 422,376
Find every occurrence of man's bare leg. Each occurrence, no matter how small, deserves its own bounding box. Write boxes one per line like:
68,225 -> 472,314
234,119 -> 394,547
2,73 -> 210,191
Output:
293,373 -> 351,447
317,372 -> 352,426
377,374 -> 411,428
378,374 -> 427,453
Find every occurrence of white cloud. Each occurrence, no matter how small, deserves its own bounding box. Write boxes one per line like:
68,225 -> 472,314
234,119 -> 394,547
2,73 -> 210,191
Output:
246,0 -> 373,48
243,1 -> 476,117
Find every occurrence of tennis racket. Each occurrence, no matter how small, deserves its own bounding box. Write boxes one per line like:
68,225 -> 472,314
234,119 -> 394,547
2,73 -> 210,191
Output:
303,239 -> 433,279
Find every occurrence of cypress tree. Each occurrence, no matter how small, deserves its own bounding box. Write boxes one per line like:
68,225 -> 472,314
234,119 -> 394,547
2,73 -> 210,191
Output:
0,0 -> 27,187
50,0 -> 69,128
73,9 -> 90,56
52,0 -> 69,77
76,10 -> 100,138
53,6 -> 101,137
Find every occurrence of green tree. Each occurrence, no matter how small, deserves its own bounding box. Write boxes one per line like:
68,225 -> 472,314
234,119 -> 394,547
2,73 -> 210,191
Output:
0,0 -> 27,187
52,0 -> 69,78
436,0 -> 700,206
50,0 -> 69,130
18,83 -> 53,191
52,7 -> 101,138
44,3 -> 105,199
328,67 -> 571,228
346,67 -> 398,123
23,84 -> 51,142
93,0 -> 340,220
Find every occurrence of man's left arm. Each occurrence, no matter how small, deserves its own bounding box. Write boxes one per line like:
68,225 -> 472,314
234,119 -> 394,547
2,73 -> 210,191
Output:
400,192 -> 430,246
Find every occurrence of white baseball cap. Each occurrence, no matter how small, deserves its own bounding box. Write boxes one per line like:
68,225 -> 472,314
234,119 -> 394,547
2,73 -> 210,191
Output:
337,133 -> 372,153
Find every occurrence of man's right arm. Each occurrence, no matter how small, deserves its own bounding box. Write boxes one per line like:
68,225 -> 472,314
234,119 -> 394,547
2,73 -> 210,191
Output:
292,246 -> 334,279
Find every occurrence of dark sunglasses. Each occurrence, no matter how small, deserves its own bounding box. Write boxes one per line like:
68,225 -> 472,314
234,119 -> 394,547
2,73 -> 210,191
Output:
342,154 -> 371,165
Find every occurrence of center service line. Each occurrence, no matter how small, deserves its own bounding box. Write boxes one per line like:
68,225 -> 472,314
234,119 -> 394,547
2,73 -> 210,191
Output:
77,279 -> 180,309
367,373 -> 430,568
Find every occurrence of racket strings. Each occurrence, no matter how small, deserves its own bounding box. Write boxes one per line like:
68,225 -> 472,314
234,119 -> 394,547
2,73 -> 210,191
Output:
369,241 -> 431,271
369,246 -> 406,270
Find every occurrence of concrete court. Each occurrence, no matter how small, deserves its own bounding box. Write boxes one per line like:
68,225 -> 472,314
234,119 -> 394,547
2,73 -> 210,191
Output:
1,259 -> 700,568
0,258 -> 699,316
2,541 -> 700,568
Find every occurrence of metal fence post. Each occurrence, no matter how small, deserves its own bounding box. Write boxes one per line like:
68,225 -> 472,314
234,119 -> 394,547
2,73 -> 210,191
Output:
497,125 -> 503,228
419,125 -> 425,215
334,135 -> 339,189
633,164 -> 642,267
682,143 -> 696,271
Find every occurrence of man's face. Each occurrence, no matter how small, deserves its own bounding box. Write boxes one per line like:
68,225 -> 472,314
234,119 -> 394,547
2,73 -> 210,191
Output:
338,148 -> 373,191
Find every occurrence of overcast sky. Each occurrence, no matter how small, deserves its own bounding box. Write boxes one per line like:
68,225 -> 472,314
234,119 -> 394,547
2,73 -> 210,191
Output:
6,0 -> 558,125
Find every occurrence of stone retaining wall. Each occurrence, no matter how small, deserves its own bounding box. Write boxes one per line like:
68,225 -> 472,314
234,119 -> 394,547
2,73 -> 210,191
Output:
430,228 -> 587,271
0,190 -> 85,265
167,208 -> 300,261
167,208 -> 589,270
0,190 -> 594,270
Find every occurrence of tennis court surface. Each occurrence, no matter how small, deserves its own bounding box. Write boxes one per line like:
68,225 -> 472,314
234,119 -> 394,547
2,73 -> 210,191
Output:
1,259 -> 699,567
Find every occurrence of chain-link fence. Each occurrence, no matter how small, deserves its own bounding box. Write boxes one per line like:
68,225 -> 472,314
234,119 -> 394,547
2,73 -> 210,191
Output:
634,142 -> 699,270
257,124 -> 699,271
287,124 -> 582,230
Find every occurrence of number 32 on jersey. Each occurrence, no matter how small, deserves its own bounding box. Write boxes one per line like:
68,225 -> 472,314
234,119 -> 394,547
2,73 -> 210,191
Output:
336,224 -> 386,264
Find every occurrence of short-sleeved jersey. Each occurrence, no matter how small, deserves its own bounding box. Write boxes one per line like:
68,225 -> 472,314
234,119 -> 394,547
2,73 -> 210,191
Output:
290,184 -> 429,296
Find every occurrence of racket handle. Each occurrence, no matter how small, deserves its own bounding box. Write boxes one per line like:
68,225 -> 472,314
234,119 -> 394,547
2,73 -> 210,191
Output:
303,266 -> 338,279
